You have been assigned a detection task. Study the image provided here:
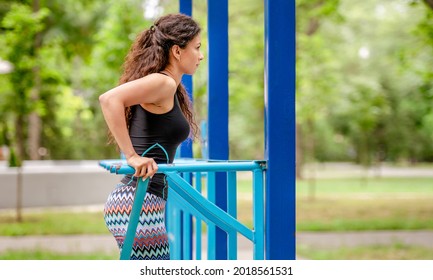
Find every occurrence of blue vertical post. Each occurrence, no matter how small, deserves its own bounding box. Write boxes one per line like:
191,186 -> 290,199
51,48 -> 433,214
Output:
180,0 -> 193,158
171,0 -> 193,260
207,0 -> 229,260
264,0 -> 296,259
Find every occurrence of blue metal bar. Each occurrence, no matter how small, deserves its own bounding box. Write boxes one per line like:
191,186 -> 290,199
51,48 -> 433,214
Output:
169,186 -> 215,230
214,173 -> 227,259
168,191 -> 194,259
172,203 -> 182,260
179,0 -> 193,158
120,178 -> 149,260
175,0 -> 194,249
207,0 -> 229,161
99,160 -> 265,174
264,0 -> 296,260
182,172 -> 192,260
179,0 -> 192,16
99,159 -> 267,260
227,172 -> 237,260
165,172 -> 253,240
166,195 -> 175,258
227,172 -> 237,217
195,172 -> 203,260
166,194 -> 174,251
182,209 -> 192,259
252,169 -> 265,260
207,0 -> 229,260
206,171 -> 216,260
170,191 -> 211,260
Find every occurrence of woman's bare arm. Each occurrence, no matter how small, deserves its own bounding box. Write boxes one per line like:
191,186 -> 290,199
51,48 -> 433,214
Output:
99,73 -> 177,179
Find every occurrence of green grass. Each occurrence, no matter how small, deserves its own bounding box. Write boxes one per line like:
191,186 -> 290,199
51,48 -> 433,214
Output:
3,245 -> 433,260
297,177 -> 433,196
0,211 -> 109,236
296,196 -> 433,231
1,177 -> 433,235
297,243 -> 433,260
2,175 -> 432,260
296,177 -> 433,231
0,249 -> 117,260
1,177 -> 432,236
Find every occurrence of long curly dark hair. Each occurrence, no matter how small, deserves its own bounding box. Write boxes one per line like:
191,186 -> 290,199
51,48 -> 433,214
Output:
114,13 -> 200,143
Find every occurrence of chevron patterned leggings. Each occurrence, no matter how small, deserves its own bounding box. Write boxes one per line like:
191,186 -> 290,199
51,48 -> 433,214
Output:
104,182 -> 170,260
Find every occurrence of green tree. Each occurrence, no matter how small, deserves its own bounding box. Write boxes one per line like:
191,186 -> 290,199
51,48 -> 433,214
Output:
296,0 -> 341,178
0,3 -> 49,162
80,0 -> 155,159
0,0 -> 106,161
228,0 -> 265,160
297,0 -> 433,168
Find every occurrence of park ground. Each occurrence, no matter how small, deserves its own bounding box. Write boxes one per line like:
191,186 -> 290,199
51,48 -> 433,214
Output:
0,161 -> 432,259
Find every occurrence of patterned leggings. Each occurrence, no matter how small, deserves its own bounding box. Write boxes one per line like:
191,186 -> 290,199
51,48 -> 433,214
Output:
104,182 -> 170,260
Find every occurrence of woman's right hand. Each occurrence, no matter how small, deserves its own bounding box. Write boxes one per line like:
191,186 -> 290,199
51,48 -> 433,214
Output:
126,154 -> 158,180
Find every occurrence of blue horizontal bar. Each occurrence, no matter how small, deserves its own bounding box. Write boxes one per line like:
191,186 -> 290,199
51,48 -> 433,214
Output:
99,160 -> 266,174
166,172 -> 254,241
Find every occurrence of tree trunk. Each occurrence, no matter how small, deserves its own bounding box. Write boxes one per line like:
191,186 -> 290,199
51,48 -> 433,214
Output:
306,119 -> 316,201
28,112 -> 41,160
14,116 -> 25,223
296,123 -> 303,179
28,0 -> 42,160
16,166 -> 23,222
15,114 -> 26,161
297,4 -> 325,178
423,0 -> 433,11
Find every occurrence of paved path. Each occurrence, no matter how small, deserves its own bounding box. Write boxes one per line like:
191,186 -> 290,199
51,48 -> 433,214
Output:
0,234 -> 256,260
297,230 -> 433,249
0,235 -> 118,255
303,162 -> 433,179
1,161 -> 432,259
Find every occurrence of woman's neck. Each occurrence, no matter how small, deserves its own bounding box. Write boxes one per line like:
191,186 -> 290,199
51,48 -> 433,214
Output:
162,65 -> 182,86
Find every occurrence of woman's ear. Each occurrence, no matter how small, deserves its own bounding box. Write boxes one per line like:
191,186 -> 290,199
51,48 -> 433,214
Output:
171,45 -> 182,62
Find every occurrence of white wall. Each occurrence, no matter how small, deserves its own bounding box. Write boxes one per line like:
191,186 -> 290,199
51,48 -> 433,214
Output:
0,161 -> 121,209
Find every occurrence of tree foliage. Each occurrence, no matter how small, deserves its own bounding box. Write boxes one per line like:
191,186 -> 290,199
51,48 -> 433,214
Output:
1,0 -> 433,167
0,3 -> 49,164
297,0 -> 433,172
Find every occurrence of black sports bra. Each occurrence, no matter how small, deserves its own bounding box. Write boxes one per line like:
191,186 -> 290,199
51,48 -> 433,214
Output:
121,91 -> 190,199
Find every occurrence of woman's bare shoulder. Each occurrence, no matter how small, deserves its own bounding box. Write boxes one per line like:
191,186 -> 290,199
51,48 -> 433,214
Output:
142,73 -> 177,93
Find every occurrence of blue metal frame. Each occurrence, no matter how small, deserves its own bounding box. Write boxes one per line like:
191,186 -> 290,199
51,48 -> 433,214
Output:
179,0 -> 194,158
207,0 -> 229,260
264,0 -> 296,259
177,0 -> 194,260
179,0 -> 192,17
102,0 -> 296,261
99,159 -> 266,260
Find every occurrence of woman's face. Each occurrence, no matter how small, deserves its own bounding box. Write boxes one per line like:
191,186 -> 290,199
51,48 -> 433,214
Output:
179,34 -> 204,75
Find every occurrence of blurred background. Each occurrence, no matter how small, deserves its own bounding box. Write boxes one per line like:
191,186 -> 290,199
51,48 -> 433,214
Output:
0,0 -> 432,259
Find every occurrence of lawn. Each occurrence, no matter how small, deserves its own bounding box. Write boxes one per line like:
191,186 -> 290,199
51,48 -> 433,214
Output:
0,249 -> 117,260
297,243 -> 433,260
0,211 -> 108,236
296,176 -> 433,231
1,176 -> 432,235
296,177 -> 433,196
3,243 -> 433,260
1,175 -> 432,259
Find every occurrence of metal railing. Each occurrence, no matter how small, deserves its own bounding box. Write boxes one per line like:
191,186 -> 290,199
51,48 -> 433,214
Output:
99,159 -> 266,260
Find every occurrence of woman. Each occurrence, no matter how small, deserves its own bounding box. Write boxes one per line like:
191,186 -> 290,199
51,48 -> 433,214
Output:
99,13 -> 203,260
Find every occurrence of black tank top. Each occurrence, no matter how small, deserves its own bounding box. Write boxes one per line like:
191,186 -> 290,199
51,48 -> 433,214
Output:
121,93 -> 190,199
